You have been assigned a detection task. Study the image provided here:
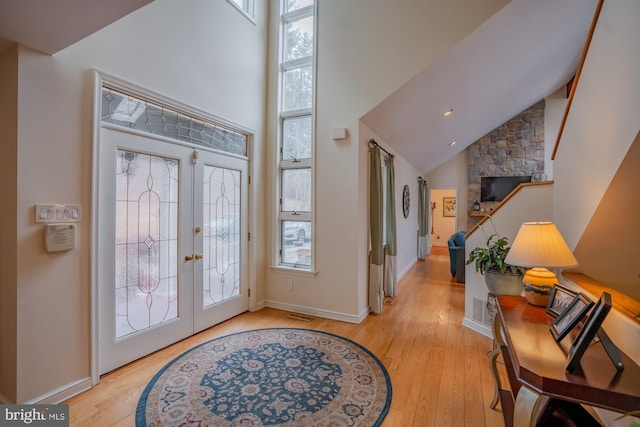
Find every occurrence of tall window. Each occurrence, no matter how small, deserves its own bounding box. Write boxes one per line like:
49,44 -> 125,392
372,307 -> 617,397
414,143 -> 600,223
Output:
227,0 -> 256,21
278,0 -> 315,268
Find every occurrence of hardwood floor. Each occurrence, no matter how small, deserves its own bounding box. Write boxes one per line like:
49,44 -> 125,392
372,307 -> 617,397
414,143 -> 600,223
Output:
65,247 -> 505,426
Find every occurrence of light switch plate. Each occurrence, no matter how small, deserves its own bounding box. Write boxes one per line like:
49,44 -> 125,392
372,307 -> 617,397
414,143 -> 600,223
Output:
35,204 -> 81,223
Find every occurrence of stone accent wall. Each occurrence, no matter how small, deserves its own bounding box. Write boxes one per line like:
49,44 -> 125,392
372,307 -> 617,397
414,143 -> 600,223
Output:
467,100 -> 545,226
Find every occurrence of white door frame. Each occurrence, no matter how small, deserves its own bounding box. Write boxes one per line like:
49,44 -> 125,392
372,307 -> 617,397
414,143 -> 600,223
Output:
90,71 -> 254,384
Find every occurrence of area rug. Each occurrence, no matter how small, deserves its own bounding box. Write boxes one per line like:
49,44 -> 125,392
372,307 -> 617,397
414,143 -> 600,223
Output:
136,328 -> 392,426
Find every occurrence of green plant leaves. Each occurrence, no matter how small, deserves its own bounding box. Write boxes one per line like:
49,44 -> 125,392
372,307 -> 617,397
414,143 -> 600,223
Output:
466,233 -> 524,275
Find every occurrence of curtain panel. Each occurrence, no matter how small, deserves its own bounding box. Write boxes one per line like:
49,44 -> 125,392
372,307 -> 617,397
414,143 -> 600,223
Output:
417,177 -> 428,260
384,155 -> 397,297
368,145 -> 384,314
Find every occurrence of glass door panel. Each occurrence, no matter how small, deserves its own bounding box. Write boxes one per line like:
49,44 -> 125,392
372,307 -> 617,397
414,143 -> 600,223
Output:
203,166 -> 241,308
114,150 -> 179,339
194,150 -> 248,333
99,129 -> 248,374
99,128 -> 194,375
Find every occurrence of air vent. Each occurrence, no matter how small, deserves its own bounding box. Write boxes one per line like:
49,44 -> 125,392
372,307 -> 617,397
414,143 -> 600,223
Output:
473,297 -> 485,323
473,297 -> 492,326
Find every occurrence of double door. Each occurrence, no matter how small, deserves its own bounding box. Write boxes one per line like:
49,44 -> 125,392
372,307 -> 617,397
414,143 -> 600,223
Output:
98,128 -> 248,374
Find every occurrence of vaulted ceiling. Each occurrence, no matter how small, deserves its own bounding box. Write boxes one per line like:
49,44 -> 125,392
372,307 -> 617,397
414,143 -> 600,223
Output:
361,0 -> 599,174
0,0 -> 153,55
1,0 -> 598,176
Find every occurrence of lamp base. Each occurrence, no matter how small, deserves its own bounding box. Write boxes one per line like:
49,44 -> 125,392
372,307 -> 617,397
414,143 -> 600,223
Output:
523,267 -> 557,306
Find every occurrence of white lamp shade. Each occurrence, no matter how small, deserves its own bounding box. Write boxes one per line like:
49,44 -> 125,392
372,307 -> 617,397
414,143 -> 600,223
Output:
505,222 -> 578,268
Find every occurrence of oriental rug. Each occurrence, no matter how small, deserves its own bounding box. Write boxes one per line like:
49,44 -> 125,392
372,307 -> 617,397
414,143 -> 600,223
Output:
136,328 -> 392,426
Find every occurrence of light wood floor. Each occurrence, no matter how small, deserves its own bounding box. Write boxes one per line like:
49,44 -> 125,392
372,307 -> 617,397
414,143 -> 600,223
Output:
65,247 -> 505,426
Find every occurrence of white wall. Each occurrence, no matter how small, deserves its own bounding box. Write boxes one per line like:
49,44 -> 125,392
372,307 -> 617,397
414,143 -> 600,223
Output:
463,184 -> 554,336
10,0 -> 267,403
263,0 -> 509,322
552,0 -> 640,366
4,0 -> 515,403
429,188 -> 457,246
543,87 -> 567,181
554,0 -> 640,251
425,150 -> 469,230
363,125 -> 421,280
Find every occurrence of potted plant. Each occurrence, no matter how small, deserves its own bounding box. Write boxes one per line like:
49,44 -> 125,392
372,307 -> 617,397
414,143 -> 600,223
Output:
466,217 -> 525,295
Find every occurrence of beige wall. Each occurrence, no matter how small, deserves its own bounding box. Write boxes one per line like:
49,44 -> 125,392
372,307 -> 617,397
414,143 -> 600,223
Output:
555,3 -> 640,414
0,45 -> 19,404
429,188 -> 457,247
462,0 -> 640,369
463,184 -> 554,335
264,0 -> 509,322
554,0 -> 640,251
7,0 -> 267,403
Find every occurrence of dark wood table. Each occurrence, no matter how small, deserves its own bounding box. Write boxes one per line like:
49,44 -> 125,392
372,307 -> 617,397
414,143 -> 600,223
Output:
492,295 -> 640,427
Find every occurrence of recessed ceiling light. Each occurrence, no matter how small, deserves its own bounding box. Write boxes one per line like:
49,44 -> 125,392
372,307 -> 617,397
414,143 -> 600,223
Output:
449,140 -> 457,146
443,109 -> 453,117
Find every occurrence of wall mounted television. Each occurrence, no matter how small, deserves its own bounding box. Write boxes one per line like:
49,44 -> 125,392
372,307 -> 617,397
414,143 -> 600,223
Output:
481,176 -> 532,202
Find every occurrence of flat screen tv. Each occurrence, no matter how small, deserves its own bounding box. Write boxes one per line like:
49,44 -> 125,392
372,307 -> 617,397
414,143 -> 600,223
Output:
481,175 -> 532,202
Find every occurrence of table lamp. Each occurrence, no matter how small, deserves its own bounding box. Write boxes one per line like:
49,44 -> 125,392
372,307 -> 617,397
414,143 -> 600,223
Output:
505,222 -> 578,306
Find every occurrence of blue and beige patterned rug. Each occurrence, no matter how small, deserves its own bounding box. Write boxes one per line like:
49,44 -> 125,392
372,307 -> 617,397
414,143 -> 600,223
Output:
136,328 -> 392,426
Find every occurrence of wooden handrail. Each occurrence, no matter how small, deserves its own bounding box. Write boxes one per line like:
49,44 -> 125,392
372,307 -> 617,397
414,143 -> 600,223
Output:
465,181 -> 554,238
564,272 -> 640,323
551,0 -> 604,160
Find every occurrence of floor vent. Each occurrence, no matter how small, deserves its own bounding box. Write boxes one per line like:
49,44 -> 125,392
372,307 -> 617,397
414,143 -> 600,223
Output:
287,312 -> 315,322
473,297 -> 492,326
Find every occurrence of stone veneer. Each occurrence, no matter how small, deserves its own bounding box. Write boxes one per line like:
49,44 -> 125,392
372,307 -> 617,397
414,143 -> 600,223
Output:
467,100 -> 545,226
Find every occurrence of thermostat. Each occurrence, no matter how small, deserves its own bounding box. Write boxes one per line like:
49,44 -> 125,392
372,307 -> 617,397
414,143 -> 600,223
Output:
44,223 -> 76,252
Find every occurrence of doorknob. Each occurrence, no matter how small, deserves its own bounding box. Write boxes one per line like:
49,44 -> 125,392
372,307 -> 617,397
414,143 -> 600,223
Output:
185,254 -> 194,261
195,226 -> 201,233
195,253 -> 203,260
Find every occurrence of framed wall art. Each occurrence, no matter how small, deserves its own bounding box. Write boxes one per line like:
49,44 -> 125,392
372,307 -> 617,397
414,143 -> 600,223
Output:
443,197 -> 456,217
402,185 -> 410,218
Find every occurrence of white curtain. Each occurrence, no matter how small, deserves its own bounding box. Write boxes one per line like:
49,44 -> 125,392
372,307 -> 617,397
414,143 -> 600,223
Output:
384,155 -> 397,297
417,177 -> 428,260
368,145 -> 384,314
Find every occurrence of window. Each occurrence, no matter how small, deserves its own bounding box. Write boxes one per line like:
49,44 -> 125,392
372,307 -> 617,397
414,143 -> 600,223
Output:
278,0 -> 315,268
101,86 -> 248,156
227,0 -> 256,21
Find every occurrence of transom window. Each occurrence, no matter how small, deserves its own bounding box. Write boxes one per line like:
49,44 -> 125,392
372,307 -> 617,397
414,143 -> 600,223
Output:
101,87 -> 248,156
278,0 -> 315,268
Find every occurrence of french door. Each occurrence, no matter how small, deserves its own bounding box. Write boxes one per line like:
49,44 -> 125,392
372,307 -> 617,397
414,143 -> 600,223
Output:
98,128 -> 248,374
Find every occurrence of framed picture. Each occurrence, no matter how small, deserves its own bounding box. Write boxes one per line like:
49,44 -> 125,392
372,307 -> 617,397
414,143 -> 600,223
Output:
402,185 -> 410,219
546,284 -> 578,317
549,294 -> 593,342
567,292 -> 612,372
443,197 -> 456,217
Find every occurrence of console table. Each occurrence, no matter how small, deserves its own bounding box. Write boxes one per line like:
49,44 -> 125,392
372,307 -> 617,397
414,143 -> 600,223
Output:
491,295 -> 640,427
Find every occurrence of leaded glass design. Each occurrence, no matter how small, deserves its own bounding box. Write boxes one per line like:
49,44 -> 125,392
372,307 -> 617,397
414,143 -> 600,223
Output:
101,87 -> 248,156
203,166 -> 241,308
115,150 -> 179,339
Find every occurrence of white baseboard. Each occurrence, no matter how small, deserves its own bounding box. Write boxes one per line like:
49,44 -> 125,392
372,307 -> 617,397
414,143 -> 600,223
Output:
265,300 -> 367,324
462,316 -> 492,339
398,258 -> 417,281
25,377 -> 92,404
250,299 -> 266,311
